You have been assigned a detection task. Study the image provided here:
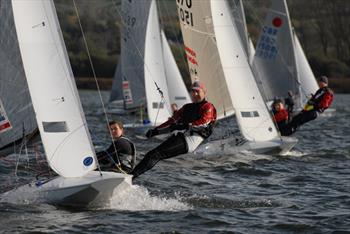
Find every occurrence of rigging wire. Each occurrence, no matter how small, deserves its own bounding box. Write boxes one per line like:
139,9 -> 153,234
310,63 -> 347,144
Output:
72,0 -> 124,174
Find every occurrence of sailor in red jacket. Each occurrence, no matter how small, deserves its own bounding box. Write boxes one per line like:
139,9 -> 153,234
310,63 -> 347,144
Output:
287,76 -> 334,134
131,81 -> 217,179
272,99 -> 289,136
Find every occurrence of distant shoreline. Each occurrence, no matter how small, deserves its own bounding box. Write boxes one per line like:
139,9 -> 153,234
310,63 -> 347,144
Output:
76,77 -> 350,93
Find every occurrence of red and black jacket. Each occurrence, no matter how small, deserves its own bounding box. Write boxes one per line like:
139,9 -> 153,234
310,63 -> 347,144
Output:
309,87 -> 334,113
157,100 -> 217,138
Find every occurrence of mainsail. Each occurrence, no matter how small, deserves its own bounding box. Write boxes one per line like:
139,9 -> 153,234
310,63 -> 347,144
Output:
252,0 -> 301,105
12,0 -> 96,177
111,0 -> 151,109
0,0 -> 37,156
110,0 -> 189,124
177,0 -> 234,119
211,0 -> 279,141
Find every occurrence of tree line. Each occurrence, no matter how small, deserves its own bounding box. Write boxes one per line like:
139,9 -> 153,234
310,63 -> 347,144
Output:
55,0 -> 350,91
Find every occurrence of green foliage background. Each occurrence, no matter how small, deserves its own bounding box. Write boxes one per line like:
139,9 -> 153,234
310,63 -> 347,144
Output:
55,0 -> 350,91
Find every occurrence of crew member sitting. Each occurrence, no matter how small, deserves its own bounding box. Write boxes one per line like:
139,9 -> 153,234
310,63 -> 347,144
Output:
97,120 -> 136,173
287,76 -> 334,134
272,99 -> 289,136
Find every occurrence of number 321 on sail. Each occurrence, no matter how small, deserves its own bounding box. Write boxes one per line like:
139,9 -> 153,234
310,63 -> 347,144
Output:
177,0 -> 194,27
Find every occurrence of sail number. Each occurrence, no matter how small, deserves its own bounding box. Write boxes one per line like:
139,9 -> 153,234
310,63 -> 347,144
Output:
177,0 -> 194,27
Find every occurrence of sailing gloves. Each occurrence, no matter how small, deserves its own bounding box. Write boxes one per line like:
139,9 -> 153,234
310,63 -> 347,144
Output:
146,128 -> 159,138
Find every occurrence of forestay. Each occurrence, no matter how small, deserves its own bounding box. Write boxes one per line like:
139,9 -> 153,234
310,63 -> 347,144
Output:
177,0 -> 234,119
0,0 -> 37,153
12,0 -> 96,177
252,0 -> 300,105
211,0 -> 279,141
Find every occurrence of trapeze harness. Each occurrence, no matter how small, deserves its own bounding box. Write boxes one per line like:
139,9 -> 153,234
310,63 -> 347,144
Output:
131,100 -> 217,178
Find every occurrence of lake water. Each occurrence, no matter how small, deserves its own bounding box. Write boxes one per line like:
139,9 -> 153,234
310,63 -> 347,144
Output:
0,91 -> 349,233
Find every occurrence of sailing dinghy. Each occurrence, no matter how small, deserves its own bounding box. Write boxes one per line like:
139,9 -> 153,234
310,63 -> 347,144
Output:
12,0 -> 131,207
108,0 -> 190,128
252,0 -> 335,116
178,0 -> 297,155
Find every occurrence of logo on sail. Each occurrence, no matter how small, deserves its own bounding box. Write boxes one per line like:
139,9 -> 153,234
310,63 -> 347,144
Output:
83,156 -> 94,167
0,100 -> 12,133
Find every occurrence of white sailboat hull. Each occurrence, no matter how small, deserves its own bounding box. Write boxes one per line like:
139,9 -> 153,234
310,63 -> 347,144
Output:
37,171 -> 132,207
196,136 -> 298,156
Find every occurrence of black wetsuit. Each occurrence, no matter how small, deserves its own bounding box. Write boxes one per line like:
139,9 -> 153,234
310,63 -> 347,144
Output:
97,136 -> 136,173
131,100 -> 217,179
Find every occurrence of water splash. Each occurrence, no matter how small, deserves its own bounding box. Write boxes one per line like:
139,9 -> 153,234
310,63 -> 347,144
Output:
282,150 -> 308,157
0,182 -> 44,205
108,183 -> 191,211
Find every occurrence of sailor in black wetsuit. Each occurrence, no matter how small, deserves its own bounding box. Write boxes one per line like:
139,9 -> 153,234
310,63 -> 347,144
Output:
131,81 -> 217,179
97,121 -> 136,173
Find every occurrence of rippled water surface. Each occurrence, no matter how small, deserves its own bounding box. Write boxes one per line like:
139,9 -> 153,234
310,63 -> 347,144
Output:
0,91 -> 349,233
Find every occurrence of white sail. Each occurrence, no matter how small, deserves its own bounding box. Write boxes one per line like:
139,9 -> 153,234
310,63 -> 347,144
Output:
230,0 -> 250,58
0,0 -> 37,154
293,32 -> 318,103
144,0 -> 172,125
252,0 -> 300,105
176,0 -> 234,119
12,0 -> 96,177
211,0 -> 279,141
161,30 -> 190,109
117,0 -> 151,109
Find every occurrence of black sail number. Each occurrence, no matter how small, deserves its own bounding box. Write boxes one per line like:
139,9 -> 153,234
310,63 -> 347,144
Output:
177,0 -> 193,27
